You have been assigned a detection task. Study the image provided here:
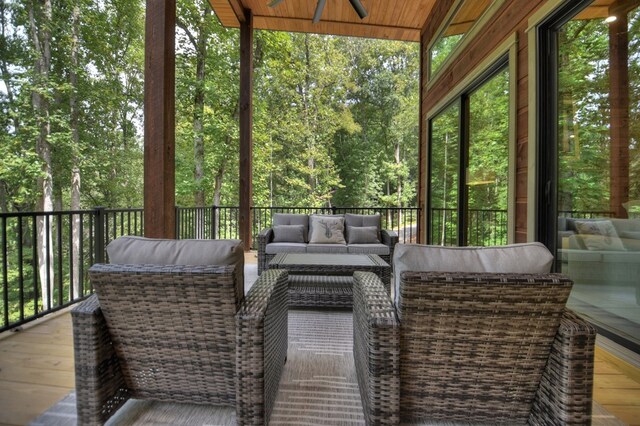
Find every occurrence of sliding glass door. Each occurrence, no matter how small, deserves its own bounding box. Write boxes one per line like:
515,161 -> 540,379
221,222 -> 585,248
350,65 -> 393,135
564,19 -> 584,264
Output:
428,61 -> 510,246
539,0 -> 640,350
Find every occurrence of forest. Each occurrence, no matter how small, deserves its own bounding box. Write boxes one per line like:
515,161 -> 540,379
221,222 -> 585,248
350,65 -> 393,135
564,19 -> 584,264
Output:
0,0 -> 419,215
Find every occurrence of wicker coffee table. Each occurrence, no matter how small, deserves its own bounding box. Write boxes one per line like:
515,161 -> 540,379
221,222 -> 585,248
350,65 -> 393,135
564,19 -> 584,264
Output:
268,253 -> 391,308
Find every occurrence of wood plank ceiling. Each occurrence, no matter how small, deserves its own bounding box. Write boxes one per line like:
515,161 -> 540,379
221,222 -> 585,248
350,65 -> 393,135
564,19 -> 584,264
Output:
208,0 -> 437,42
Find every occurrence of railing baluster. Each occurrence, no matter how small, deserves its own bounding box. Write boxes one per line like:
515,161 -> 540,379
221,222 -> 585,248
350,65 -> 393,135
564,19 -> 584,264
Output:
69,213 -> 74,301
31,216 -> 38,315
57,214 -> 63,306
2,216 -> 7,327
18,216 -> 24,321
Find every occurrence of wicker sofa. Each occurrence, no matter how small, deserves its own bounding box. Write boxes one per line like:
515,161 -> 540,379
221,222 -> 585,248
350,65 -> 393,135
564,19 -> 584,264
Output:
353,243 -> 596,425
257,213 -> 398,274
71,236 -> 289,425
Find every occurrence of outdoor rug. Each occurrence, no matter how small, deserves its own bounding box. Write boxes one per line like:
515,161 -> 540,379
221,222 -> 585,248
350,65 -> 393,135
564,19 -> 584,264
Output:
30,308 -> 364,426
30,307 -> 625,426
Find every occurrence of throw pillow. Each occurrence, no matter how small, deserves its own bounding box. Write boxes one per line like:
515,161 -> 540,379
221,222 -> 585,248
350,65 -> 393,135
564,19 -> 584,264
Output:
273,213 -> 309,242
272,225 -> 306,243
308,215 -> 346,244
347,226 -> 380,244
574,220 -> 625,251
344,213 -> 381,240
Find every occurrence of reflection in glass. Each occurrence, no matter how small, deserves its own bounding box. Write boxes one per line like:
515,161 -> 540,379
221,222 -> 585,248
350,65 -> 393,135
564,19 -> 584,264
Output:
555,4 -> 640,347
467,68 -> 509,246
429,102 -> 460,245
429,0 -> 492,77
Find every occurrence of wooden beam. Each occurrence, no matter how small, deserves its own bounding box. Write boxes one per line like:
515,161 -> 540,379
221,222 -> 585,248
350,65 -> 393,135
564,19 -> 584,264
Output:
239,9 -> 253,251
144,0 -> 176,238
252,16 -> 420,42
208,0 -> 241,27
609,10 -> 629,218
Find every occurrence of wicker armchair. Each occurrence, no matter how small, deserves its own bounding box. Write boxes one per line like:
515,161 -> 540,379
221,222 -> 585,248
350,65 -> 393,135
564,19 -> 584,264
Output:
72,238 -> 288,426
353,270 -> 596,425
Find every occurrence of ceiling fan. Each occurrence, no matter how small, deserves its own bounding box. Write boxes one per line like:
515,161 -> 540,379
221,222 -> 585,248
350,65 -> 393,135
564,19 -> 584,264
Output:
268,0 -> 368,24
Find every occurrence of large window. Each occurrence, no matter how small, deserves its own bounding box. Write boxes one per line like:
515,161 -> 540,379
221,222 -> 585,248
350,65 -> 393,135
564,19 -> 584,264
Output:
538,0 -> 640,351
428,60 -> 510,246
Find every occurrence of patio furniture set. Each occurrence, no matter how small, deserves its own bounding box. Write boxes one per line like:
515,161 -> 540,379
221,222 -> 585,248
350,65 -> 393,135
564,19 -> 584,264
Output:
71,213 -> 596,425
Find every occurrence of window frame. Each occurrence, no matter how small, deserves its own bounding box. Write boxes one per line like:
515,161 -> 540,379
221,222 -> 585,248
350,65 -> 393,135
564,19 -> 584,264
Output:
426,53 -> 512,246
425,0 -> 507,88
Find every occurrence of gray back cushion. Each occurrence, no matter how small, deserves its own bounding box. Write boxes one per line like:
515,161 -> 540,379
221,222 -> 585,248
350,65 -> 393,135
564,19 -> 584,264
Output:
106,236 -> 245,303
107,236 -> 244,267
273,213 -> 309,242
393,243 -> 555,303
345,213 -> 381,240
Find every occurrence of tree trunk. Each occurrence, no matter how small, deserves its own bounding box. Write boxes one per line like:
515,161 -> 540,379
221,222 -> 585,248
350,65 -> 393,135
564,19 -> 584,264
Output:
395,141 -> 403,228
70,0 -> 82,298
212,159 -> 229,239
192,7 -> 210,209
30,0 -> 54,309
0,180 -> 7,213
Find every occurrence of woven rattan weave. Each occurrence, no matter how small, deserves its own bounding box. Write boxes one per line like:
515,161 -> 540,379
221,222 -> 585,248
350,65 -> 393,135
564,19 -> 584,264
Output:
353,271 -> 596,425
269,253 -> 391,307
72,264 -> 288,426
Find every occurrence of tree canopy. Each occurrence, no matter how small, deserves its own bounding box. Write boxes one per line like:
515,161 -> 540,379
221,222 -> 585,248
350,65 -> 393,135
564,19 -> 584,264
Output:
0,0 -> 419,213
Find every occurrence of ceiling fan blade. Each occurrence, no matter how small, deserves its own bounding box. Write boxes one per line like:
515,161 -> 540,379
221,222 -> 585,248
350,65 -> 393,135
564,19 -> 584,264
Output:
312,0 -> 326,23
348,0 -> 368,19
268,0 -> 284,7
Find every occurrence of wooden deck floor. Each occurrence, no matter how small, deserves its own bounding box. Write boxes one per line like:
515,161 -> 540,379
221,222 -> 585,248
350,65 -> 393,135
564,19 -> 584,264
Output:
0,259 -> 638,426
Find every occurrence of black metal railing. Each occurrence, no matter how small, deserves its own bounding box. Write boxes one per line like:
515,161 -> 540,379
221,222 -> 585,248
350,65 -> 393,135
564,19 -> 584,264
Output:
175,206 -> 422,245
0,207 -> 145,332
430,208 -> 509,246
4,204 -> 625,332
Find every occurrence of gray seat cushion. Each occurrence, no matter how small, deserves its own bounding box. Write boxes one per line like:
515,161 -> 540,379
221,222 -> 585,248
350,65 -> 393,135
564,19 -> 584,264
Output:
265,242 -> 308,255
347,243 -> 390,255
307,243 -> 348,254
273,213 -> 309,242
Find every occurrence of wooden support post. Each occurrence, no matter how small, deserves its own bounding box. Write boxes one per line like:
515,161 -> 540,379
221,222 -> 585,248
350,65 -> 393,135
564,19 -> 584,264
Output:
144,0 -> 176,238
239,9 -> 253,250
609,9 -> 629,219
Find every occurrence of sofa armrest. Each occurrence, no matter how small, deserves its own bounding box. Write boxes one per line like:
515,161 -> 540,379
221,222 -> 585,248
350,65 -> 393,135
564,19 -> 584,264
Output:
257,228 -> 274,275
236,269 -> 289,425
353,271 -> 399,425
381,229 -> 399,260
529,308 -> 596,425
72,294 -> 131,426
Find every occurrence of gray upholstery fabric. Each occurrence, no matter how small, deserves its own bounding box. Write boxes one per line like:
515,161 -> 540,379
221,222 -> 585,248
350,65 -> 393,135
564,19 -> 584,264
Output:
308,215 -> 346,244
273,213 -> 309,242
265,242 -> 308,255
273,225 -> 306,243
347,243 -> 390,255
107,236 -> 244,266
106,236 -> 245,297
308,214 -> 344,242
306,243 -> 348,254
346,226 -> 380,244
344,213 -> 381,240
392,243 -> 555,304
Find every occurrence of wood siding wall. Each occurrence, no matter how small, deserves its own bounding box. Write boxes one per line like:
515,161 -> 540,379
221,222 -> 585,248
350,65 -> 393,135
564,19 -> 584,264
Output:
419,0 -> 548,243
